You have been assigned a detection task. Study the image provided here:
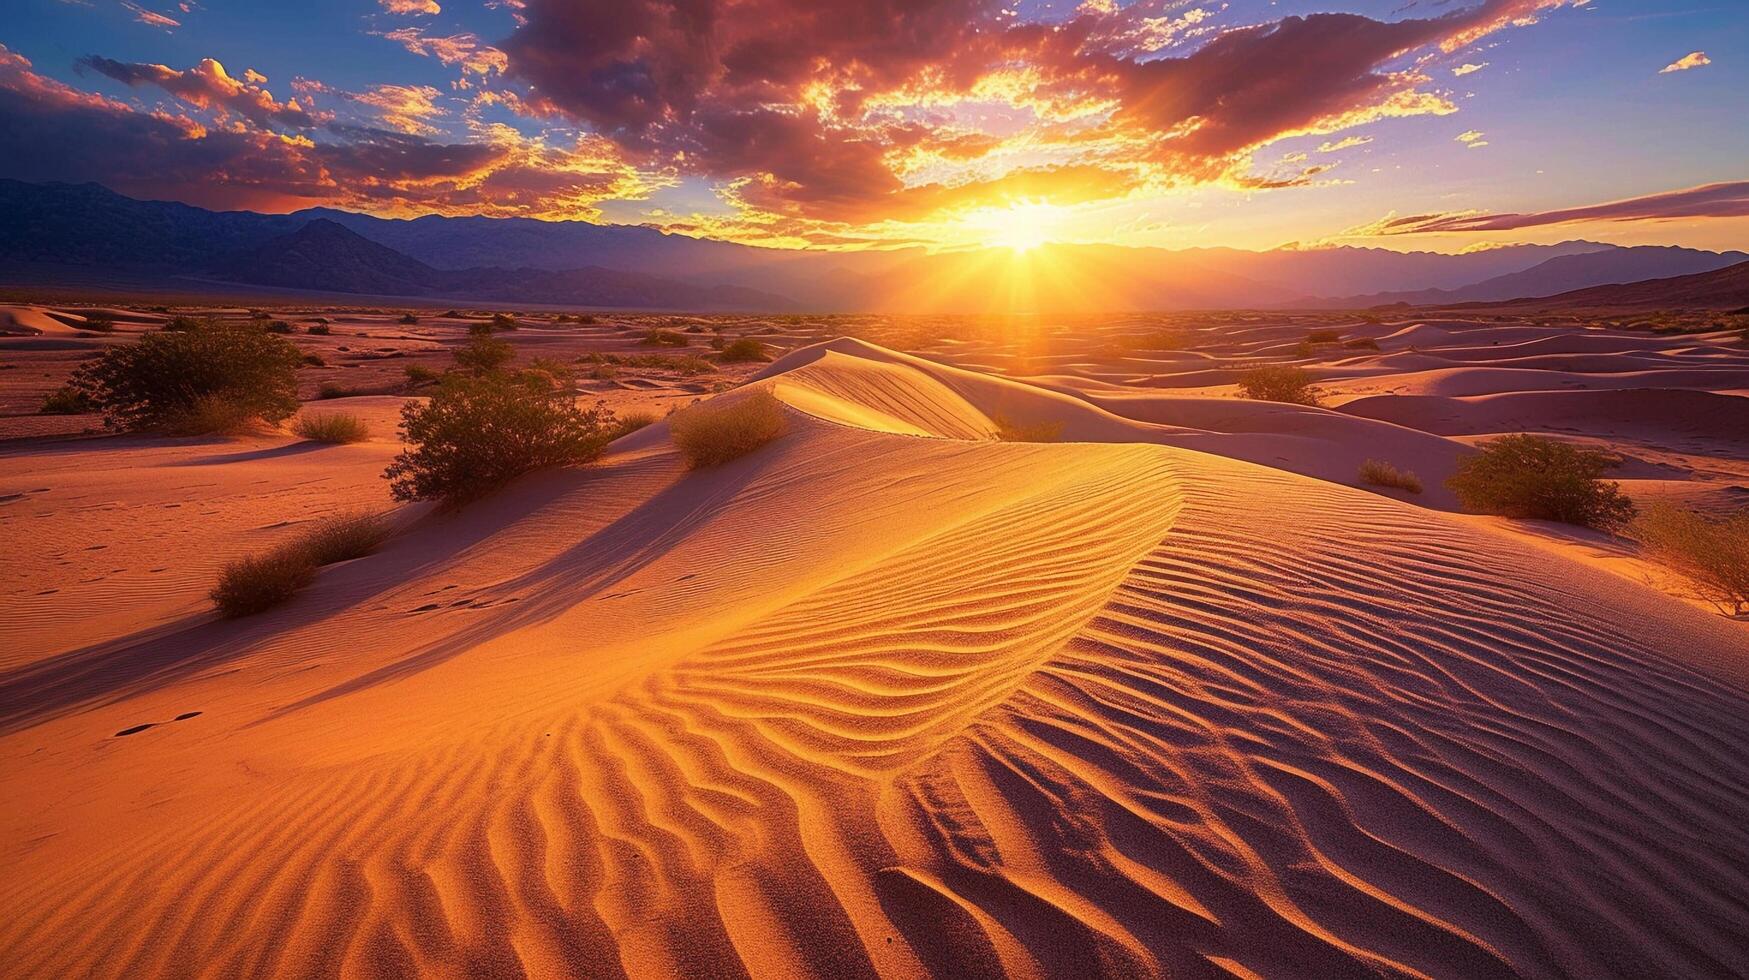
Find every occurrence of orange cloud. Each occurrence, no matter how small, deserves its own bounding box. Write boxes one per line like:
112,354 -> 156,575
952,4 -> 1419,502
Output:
1371,181 -> 1749,234
77,55 -> 319,128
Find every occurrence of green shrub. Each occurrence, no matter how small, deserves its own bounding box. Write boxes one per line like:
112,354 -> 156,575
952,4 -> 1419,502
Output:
992,414 -> 1064,442
668,390 -> 788,468
68,320 -> 301,432
1236,365 -> 1320,406
404,364 -> 440,385
210,511 -> 388,617
453,334 -> 513,374
1358,458 -> 1423,494
1633,503 -> 1749,615
40,384 -> 95,414
385,371 -> 613,504
718,337 -> 769,362
293,412 -> 370,443
1447,435 -> 1636,530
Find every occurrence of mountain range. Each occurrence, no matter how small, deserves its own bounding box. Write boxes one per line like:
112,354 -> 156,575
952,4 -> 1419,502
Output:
2,180 -> 1744,312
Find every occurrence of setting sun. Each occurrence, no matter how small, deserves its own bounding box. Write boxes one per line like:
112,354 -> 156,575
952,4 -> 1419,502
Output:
967,201 -> 1070,253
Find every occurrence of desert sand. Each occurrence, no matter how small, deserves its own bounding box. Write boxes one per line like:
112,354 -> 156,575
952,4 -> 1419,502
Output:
3,308 -> 1748,977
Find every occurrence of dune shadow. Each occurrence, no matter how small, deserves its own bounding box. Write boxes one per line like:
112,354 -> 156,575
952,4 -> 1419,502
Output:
167,440 -> 330,466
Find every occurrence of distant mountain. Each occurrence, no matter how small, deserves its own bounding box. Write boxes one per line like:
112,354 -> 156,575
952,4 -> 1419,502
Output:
221,219 -> 794,310
1318,246 -> 1749,308
5,180 -> 1744,312
1457,259 -> 1749,311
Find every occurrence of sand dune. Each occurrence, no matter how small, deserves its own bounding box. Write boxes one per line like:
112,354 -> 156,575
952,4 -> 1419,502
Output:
4,338 -> 1748,977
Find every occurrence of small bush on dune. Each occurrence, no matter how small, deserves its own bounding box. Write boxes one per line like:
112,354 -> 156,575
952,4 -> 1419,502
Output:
162,315 -> 201,332
404,363 -> 440,385
385,370 -> 614,504
492,312 -> 519,331
668,389 -> 788,468
317,382 -> 355,400
399,313 -> 419,325
40,384 -> 95,414
608,411 -> 657,441
211,511 -> 388,617
307,322 -> 332,335
68,320 -> 301,432
165,392 -> 261,435
1237,365 -> 1320,406
1633,503 -> 1749,615
293,412 -> 370,443
1344,337 -> 1381,351
1447,435 -> 1635,530
265,320 -> 295,334
642,328 -> 689,347
992,414 -> 1065,443
302,353 -> 326,367
1306,328 -> 1342,344
717,337 -> 769,362
1359,458 -> 1423,494
82,312 -> 116,333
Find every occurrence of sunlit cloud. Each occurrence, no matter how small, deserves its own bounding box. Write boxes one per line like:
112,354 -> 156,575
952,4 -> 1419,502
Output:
76,55 -> 320,128
378,27 -> 507,77
1659,51 -> 1711,74
1455,129 -> 1488,148
120,1 -> 180,30
1367,180 -> 1749,234
379,0 -> 440,14
1452,62 -> 1488,76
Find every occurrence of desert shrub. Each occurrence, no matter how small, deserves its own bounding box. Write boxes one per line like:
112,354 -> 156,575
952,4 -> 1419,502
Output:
589,362 -> 619,380
608,411 -> 657,440
399,313 -> 419,325
1633,503 -> 1749,615
293,412 -> 370,443
265,320 -> 294,334
492,312 -> 519,331
669,355 -> 716,375
578,314 -> 599,325
308,316 -> 330,325
1236,365 -> 1320,406
710,335 -> 727,351
668,389 -> 788,468
642,328 -> 689,347
1306,328 -> 1342,344
1343,337 -> 1382,351
992,414 -> 1065,442
307,322 -> 331,335
317,382 -> 354,400
249,309 -> 271,320
404,363 -> 440,385
453,334 -> 513,374
1447,435 -> 1636,530
68,320 -> 301,432
1358,458 -> 1423,494
40,384 -> 95,414
82,312 -> 115,333
384,371 -> 613,503
301,353 -> 326,367
210,511 -> 388,617
717,337 -> 769,362
162,315 -> 201,332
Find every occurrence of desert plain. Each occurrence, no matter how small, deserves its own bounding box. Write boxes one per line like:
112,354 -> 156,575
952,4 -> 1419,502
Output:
2,302 -> 1747,978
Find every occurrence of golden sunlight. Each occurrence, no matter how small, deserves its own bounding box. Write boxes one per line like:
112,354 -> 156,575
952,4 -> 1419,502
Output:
965,201 -> 1070,253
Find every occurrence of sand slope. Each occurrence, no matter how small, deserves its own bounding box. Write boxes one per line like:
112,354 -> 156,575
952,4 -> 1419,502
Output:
3,341 -> 1748,978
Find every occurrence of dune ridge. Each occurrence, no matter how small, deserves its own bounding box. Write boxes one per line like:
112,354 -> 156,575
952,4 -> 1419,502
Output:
3,340 -> 1748,977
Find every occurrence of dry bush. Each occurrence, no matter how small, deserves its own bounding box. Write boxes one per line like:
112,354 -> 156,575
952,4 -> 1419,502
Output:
717,337 -> 769,362
307,322 -> 331,335
293,412 -> 370,444
1306,328 -> 1343,344
82,312 -> 115,333
40,384 -> 95,415
404,363 -> 440,385
70,320 -> 301,432
992,414 -> 1065,442
608,411 -> 657,440
668,389 -> 788,468
265,320 -> 294,334
399,313 -> 419,325
210,511 -> 388,617
1634,502 -> 1749,615
1447,435 -> 1636,530
1236,365 -> 1320,406
1359,458 -> 1423,494
642,328 -> 690,347
1344,337 -> 1382,351
165,392 -> 262,435
492,312 -> 519,331
385,371 -> 613,504
453,334 -> 513,374
317,382 -> 355,400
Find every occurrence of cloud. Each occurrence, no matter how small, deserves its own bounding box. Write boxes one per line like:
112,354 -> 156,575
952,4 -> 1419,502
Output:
500,0 -> 1580,230
1452,62 -> 1488,76
0,44 -> 648,218
350,84 -> 445,134
1317,135 -> 1373,153
1454,129 -> 1487,148
1376,181 -> 1749,234
1659,51 -> 1711,74
379,0 -> 440,13
77,55 -> 319,128
121,1 -> 180,29
379,27 -> 507,76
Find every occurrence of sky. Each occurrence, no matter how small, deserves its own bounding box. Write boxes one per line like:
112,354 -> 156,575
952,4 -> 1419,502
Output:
1,0 -> 1745,253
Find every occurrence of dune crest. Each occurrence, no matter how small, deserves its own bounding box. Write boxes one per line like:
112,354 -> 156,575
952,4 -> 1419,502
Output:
3,340 -> 1748,977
